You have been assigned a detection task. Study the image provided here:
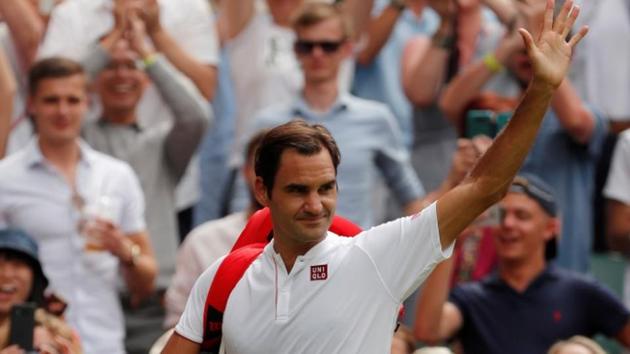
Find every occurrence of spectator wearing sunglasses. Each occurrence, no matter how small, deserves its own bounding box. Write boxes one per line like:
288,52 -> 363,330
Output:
248,2 -> 466,230
415,174 -> 630,354
216,0 -> 371,184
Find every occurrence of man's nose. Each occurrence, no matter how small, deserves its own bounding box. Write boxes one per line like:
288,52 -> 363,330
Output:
501,213 -> 515,228
57,100 -> 71,115
303,192 -> 323,214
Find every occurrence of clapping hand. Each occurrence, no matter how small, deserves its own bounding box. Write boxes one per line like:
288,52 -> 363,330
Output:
518,0 -> 587,88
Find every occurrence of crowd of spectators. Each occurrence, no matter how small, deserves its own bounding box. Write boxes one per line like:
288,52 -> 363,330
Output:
0,0 -> 629,353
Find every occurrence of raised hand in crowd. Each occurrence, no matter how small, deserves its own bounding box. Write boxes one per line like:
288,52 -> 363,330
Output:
137,0 -> 160,35
0,46 -> 15,159
127,12 -> 155,59
0,0 -> 48,69
401,0 -> 457,106
518,0 -> 586,88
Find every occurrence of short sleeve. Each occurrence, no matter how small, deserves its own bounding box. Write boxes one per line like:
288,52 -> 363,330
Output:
175,257 -> 223,343
355,203 -> 454,301
604,131 -> 630,204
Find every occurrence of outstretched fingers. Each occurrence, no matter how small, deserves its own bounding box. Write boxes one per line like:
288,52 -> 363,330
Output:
561,5 -> 580,38
553,0 -> 573,34
568,25 -> 589,48
518,28 -> 536,53
543,0 -> 554,33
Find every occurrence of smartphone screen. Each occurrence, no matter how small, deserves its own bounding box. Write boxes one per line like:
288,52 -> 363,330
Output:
9,303 -> 36,351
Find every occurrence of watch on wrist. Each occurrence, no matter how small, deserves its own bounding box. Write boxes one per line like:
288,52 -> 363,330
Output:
124,243 -> 141,267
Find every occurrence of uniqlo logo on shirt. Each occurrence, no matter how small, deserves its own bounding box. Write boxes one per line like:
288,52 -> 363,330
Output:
310,264 -> 328,281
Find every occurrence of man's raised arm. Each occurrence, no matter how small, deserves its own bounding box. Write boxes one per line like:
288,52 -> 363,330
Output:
435,0 -> 588,249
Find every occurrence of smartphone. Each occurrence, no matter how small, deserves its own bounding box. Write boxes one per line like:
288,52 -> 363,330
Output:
9,303 -> 36,351
466,110 -> 496,138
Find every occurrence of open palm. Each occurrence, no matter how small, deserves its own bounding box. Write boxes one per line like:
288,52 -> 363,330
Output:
518,0 -> 588,88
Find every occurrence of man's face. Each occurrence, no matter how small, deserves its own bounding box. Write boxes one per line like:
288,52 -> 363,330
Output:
494,193 -> 557,263
96,40 -> 146,118
29,74 -> 88,145
255,148 -> 337,251
294,18 -> 351,85
0,253 -> 34,316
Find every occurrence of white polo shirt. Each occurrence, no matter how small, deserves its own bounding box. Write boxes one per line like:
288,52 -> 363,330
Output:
176,203 -> 452,354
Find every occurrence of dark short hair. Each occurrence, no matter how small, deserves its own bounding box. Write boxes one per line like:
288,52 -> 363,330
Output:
291,2 -> 352,38
28,57 -> 85,95
255,120 -> 340,196
246,129 -> 268,164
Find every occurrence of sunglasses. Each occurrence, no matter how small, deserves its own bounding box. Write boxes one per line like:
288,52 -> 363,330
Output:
294,39 -> 346,55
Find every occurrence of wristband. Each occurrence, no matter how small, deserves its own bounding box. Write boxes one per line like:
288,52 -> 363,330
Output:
482,53 -> 504,73
124,243 -> 141,267
141,53 -> 157,69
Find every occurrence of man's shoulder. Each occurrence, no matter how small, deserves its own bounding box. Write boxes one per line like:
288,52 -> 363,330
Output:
545,266 -> 602,291
254,102 -> 295,126
343,95 -> 392,114
184,212 -> 248,250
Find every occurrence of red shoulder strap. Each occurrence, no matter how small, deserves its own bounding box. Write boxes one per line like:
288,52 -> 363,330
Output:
200,243 -> 266,351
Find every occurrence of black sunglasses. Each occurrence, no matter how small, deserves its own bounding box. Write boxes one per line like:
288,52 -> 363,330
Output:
294,39 -> 346,55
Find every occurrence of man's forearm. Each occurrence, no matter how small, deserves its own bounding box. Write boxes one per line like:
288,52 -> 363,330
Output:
550,79 -> 595,144
439,59 -> 495,124
341,0 -> 374,40
219,0 -> 255,41
0,47 -> 16,158
121,237 -> 158,304
148,54 -> 211,181
468,79 -> 554,193
0,0 -> 44,68
356,5 -> 403,66
122,253 -> 158,303
150,27 -> 217,100
414,258 -> 455,343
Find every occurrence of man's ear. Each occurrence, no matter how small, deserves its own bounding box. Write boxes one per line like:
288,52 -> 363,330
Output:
543,217 -> 561,242
254,177 -> 270,207
26,96 -> 37,128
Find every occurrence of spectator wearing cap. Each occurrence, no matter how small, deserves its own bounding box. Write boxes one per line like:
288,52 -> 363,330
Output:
0,228 -> 82,353
414,174 -> 630,354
